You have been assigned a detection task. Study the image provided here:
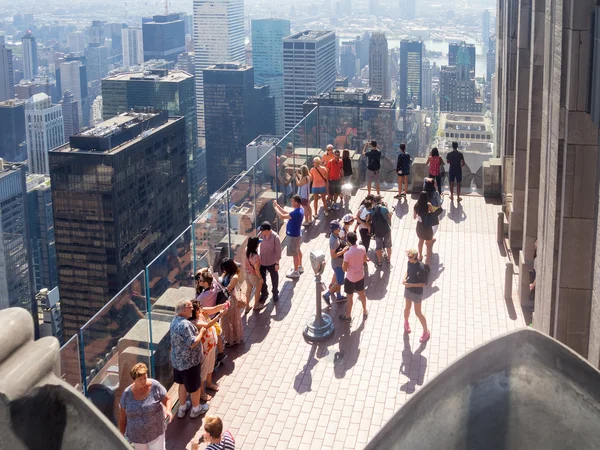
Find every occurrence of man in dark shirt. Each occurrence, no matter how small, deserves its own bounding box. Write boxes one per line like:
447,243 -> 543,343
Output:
446,141 -> 465,202
363,140 -> 382,196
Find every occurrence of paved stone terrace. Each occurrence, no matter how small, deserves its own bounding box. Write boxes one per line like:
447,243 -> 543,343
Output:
166,189 -> 526,450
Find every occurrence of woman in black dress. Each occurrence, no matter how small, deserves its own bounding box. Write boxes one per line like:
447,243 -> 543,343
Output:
414,191 -> 436,266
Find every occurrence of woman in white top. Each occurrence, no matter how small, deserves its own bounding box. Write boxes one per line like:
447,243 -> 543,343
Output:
295,164 -> 312,226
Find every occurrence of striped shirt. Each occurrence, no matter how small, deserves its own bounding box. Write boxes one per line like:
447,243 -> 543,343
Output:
206,430 -> 235,449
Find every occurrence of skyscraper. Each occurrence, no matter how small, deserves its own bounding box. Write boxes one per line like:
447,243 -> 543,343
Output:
67,31 -> 85,54
439,46 -> 480,113
487,35 -> 496,83
0,162 -> 33,314
251,18 -> 291,137
449,42 -> 476,78
0,100 -> 27,161
104,23 -> 126,58
101,69 -> 205,216
26,174 -> 58,292
60,90 -> 79,141
87,20 -> 105,45
482,9 -> 491,47
122,27 -> 144,68
283,30 -> 337,131
399,40 -> 423,111
0,43 -> 15,101
85,43 -> 109,82
58,59 -> 89,128
50,111 -> 189,338
203,63 -> 275,193
340,42 -> 357,81
422,60 -> 433,109
193,0 -> 245,146
142,14 -> 186,63
25,93 -> 65,175
369,31 -> 390,99
400,0 -> 416,19
22,31 -> 39,81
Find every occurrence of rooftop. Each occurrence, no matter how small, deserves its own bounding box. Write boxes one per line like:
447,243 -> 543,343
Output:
54,111 -> 178,155
165,190 -> 525,449
285,30 -> 334,41
103,69 -> 192,83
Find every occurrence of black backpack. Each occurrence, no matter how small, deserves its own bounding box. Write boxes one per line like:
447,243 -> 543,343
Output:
367,152 -> 381,171
370,205 -> 391,238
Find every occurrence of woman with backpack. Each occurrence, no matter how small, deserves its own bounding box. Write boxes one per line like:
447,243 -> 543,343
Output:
371,195 -> 392,267
395,143 -> 411,199
403,249 -> 430,343
354,195 -> 374,251
426,147 -> 444,195
414,191 -> 438,266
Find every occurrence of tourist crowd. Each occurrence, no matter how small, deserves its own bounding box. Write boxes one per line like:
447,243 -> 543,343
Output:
117,140 -> 467,449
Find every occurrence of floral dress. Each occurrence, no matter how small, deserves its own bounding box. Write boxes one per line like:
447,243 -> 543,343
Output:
221,274 -> 244,345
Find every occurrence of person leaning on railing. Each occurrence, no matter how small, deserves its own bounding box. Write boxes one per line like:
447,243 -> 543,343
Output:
119,362 -> 172,450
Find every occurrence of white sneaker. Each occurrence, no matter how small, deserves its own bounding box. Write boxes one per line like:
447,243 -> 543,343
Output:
286,270 -> 301,279
177,400 -> 191,418
190,403 -> 209,419
298,266 -> 304,274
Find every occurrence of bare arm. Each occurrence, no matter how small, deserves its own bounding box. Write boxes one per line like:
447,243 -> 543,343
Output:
161,395 -> 173,423
342,260 -> 348,272
190,328 -> 206,349
118,407 -> 127,435
200,303 -> 226,315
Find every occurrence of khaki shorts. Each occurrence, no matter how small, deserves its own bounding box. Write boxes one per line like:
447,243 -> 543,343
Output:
367,170 -> 380,182
287,236 -> 302,257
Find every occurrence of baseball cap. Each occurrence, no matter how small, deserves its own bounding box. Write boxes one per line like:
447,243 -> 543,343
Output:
330,220 -> 341,232
342,214 -> 354,223
260,221 -> 272,231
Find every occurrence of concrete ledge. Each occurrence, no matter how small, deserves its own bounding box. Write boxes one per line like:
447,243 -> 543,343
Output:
411,157 -> 429,193
0,308 -> 130,450
483,158 -> 502,197
366,328 -> 600,450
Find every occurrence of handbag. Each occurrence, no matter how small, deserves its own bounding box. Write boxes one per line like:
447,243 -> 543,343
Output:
422,211 -> 439,228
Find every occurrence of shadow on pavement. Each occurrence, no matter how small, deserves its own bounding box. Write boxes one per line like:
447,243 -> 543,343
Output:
400,333 -> 428,394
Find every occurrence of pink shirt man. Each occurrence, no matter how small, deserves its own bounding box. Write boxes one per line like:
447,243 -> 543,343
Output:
343,244 -> 367,282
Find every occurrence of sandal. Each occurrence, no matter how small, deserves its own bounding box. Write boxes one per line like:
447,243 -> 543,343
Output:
339,314 -> 351,321
205,383 -> 219,392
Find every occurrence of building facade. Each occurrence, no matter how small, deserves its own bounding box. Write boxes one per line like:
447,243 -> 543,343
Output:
340,42 -> 357,81
101,68 -> 205,216
449,42 -> 476,78
193,0 -> 245,146
142,14 -> 186,63
25,93 -> 65,175
369,31 -> 390,99
0,100 -> 27,162
0,163 -> 33,314
22,31 -> 38,81
85,43 -> 109,82
26,174 -> 58,292
122,27 -> 144,68
283,30 -> 337,132
494,0 -> 600,369
440,45 -> 481,113
204,63 -> 275,194
60,90 -> 79,141
399,40 -> 423,112
0,44 -> 14,101
58,58 -> 89,128
482,9 -> 491,48
422,60 -> 433,109
251,19 -> 291,137
50,111 -> 189,338
67,31 -> 85,54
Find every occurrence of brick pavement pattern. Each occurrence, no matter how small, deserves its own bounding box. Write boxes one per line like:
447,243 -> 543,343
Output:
166,190 -> 526,450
